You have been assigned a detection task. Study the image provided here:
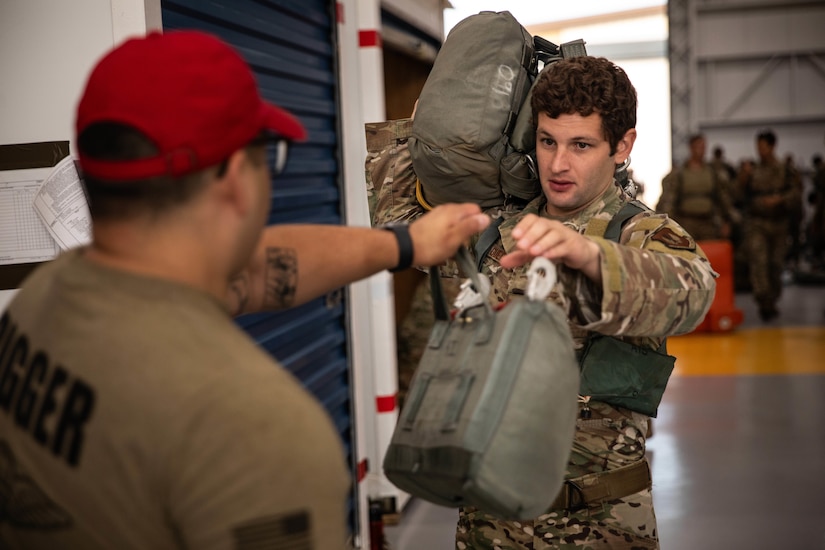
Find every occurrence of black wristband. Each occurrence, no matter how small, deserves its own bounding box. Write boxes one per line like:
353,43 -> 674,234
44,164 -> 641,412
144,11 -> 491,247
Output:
381,224 -> 414,272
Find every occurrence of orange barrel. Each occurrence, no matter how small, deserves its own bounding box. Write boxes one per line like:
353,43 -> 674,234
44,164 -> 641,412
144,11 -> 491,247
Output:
693,239 -> 743,332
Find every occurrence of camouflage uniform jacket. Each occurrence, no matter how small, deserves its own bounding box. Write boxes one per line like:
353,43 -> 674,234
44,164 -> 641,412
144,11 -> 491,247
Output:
742,158 -> 799,220
365,118 -> 716,477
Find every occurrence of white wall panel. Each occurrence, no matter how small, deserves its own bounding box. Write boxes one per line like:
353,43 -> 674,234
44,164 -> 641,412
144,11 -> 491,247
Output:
670,0 -> 825,172
697,9 -> 825,58
0,0 -> 158,149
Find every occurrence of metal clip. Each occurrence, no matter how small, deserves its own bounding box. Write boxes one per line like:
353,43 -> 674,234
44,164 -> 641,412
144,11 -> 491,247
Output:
615,156 -> 637,199
526,257 -> 557,301
525,152 -> 537,180
453,276 -> 491,317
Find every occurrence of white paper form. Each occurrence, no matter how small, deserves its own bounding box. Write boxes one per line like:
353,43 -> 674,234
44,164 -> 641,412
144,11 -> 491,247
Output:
32,156 -> 92,252
0,166 -> 60,266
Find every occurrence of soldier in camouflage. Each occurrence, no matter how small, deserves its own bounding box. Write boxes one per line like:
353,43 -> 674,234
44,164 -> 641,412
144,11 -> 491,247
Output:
366,56 -> 716,549
736,129 -> 799,321
656,133 -> 740,241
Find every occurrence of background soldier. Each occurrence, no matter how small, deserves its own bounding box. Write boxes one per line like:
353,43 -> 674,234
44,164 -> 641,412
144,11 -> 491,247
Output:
711,144 -> 737,182
737,129 -> 800,321
656,133 -> 740,241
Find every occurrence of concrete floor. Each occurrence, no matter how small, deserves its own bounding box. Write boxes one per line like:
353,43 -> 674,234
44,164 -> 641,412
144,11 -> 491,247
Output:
385,280 -> 825,549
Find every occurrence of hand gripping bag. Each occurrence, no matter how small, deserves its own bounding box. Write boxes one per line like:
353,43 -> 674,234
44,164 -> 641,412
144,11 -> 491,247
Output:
409,10 -> 586,208
382,248 -> 579,520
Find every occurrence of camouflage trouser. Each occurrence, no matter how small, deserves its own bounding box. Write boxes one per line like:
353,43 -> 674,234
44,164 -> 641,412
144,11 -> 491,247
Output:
456,489 -> 657,549
745,217 -> 789,310
455,403 -> 658,550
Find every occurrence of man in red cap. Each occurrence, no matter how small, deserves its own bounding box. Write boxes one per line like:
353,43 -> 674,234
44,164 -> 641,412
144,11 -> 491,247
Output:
0,31 -> 489,549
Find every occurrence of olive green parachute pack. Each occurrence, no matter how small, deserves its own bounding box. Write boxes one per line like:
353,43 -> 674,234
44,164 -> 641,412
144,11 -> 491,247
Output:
409,10 -> 586,209
383,247 -> 579,520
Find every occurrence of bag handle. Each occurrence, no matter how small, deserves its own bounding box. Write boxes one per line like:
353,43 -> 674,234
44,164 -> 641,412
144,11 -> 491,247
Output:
534,35 -> 560,56
428,246 -> 494,322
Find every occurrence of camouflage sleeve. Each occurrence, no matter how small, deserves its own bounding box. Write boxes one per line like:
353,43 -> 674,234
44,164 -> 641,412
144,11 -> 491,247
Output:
364,118 -> 426,226
560,212 -> 717,337
654,169 -> 679,214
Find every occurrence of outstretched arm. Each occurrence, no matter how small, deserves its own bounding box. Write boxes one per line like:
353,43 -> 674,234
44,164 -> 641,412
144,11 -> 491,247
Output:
499,212 -> 716,337
228,203 -> 490,315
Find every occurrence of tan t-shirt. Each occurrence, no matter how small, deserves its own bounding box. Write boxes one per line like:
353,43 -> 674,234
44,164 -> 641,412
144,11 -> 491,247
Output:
0,249 -> 349,549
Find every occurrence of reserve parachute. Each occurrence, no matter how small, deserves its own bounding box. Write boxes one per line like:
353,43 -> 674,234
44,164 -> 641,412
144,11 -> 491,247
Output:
409,10 -> 586,209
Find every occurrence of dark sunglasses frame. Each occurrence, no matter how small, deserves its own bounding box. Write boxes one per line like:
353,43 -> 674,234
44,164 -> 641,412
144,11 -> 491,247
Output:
248,135 -> 290,177
216,135 -> 291,178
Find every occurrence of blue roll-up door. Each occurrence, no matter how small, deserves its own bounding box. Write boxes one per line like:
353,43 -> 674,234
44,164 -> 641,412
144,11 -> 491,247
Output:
161,0 -> 355,532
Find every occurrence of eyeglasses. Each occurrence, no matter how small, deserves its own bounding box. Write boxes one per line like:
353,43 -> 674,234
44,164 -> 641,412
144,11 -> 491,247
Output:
249,135 -> 290,177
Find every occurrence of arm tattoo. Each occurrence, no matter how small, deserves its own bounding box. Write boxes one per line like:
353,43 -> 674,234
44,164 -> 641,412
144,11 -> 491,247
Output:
264,247 -> 298,309
228,272 -> 250,316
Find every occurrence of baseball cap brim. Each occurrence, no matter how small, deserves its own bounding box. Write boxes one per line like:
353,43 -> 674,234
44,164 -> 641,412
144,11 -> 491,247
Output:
262,102 -> 307,142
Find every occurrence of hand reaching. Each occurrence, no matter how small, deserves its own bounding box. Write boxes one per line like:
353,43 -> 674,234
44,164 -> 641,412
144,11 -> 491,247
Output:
499,214 -> 602,282
408,203 -> 490,267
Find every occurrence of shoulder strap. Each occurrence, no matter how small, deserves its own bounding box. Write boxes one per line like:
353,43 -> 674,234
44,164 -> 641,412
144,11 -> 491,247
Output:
601,200 -> 668,355
603,200 -> 648,243
429,265 -> 451,321
473,216 -> 505,272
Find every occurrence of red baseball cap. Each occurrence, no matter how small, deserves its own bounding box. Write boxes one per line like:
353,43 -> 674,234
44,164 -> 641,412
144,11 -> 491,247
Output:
76,30 -> 306,181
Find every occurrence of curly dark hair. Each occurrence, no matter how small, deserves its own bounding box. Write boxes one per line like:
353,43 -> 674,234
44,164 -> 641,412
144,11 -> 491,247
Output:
530,56 -> 637,155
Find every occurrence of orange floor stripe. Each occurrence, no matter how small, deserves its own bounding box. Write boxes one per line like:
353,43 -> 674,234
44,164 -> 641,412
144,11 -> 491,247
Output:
668,327 -> 825,376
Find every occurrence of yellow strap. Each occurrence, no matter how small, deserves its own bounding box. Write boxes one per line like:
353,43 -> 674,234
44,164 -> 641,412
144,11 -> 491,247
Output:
415,179 -> 434,211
